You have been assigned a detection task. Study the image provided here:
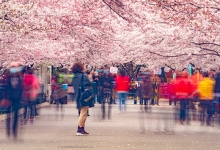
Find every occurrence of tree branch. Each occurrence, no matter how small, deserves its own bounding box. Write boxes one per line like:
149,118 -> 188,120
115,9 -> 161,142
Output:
192,42 -> 220,47
0,14 -> 16,25
149,51 -> 187,57
165,64 -> 175,70
200,47 -> 219,56
192,52 -> 220,57
102,0 -> 128,21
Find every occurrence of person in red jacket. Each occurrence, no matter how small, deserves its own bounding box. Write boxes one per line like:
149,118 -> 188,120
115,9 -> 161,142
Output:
22,69 -> 40,124
174,71 -> 193,124
115,70 -> 130,113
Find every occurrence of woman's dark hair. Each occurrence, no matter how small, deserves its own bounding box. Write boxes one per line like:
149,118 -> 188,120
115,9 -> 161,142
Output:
71,62 -> 84,73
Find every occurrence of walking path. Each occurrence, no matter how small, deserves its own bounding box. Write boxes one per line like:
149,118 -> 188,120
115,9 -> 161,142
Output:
0,99 -> 220,150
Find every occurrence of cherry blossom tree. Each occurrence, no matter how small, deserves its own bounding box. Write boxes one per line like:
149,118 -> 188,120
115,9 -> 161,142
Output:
146,0 -> 220,69
0,0 -> 219,73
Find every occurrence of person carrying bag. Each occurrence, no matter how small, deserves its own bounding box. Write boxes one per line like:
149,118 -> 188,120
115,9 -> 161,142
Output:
79,74 -> 94,106
72,62 -> 94,136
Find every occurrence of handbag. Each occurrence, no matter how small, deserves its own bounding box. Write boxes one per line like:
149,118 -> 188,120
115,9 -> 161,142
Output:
79,74 -> 94,106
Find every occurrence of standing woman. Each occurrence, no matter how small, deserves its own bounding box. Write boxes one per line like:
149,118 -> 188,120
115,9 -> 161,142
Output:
72,62 -> 94,136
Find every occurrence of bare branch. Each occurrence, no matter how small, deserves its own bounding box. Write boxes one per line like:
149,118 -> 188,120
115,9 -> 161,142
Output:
192,42 -> 220,47
198,47 -> 220,56
0,14 -> 16,25
149,51 -> 187,57
102,0 -> 129,21
192,52 -> 220,56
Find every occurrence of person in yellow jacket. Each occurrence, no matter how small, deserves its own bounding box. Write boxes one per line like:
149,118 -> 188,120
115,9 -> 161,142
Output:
198,72 -> 215,126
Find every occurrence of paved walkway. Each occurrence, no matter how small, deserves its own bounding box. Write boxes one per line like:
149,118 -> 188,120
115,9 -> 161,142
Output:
0,100 -> 220,150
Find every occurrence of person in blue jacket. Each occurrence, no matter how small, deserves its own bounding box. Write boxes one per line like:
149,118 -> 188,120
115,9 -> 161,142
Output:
72,62 -> 94,136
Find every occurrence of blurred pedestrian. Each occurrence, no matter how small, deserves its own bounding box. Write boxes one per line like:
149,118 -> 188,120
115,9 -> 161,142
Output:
110,73 -> 117,104
50,76 -> 58,104
174,71 -> 193,125
72,62 -> 94,136
5,61 -> 23,139
22,69 -> 40,125
150,78 -> 157,105
214,72 -> 220,125
140,76 -> 152,112
198,72 -> 215,126
100,71 -> 113,119
53,70 -> 68,119
92,71 -> 99,103
115,70 -> 130,113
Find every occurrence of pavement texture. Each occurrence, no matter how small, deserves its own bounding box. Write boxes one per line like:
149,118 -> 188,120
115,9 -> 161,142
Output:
0,99 -> 220,150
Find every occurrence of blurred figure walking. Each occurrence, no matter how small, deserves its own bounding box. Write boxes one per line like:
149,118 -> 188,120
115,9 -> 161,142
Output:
5,61 -> 23,139
212,72 -> 220,125
198,72 -> 215,126
140,76 -> 152,112
22,69 -> 40,125
51,70 -> 68,119
100,72 -> 113,119
214,72 -> 220,126
50,76 -> 58,104
115,70 -> 130,113
174,71 -> 193,125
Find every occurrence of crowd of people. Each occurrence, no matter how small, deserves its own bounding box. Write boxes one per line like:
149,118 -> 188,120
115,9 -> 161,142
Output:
168,70 -> 220,127
2,61 -> 220,137
74,67 -> 220,135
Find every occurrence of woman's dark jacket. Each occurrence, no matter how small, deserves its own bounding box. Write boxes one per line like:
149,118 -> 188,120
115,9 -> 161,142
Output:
72,72 -> 94,109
